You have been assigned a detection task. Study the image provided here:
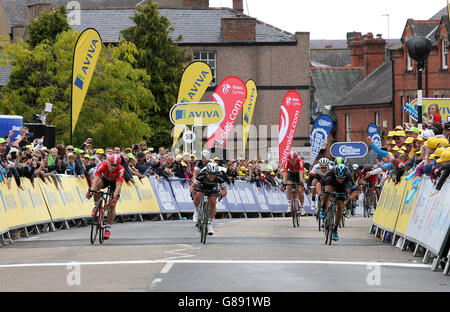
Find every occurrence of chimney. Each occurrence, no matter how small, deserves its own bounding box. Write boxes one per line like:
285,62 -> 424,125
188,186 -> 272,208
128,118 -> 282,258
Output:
27,3 -> 51,23
233,0 -> 243,14
183,0 -> 209,8
347,32 -> 363,67
362,32 -> 386,78
221,16 -> 256,41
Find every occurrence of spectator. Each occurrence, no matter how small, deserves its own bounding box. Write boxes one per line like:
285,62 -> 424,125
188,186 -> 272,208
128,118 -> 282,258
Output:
423,103 -> 442,128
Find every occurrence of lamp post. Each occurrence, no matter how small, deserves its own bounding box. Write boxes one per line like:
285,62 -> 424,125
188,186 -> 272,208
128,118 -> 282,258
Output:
406,37 -> 431,130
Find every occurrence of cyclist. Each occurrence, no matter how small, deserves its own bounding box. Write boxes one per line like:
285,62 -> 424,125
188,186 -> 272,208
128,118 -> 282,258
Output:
193,150 -> 211,181
281,150 -> 306,215
190,162 -> 227,235
322,164 -> 358,241
86,154 -> 124,240
356,164 -> 378,212
307,157 -> 332,213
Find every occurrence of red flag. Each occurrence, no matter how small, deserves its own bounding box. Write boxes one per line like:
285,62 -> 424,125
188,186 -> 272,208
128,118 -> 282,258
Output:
279,90 -> 303,165
206,76 -> 247,148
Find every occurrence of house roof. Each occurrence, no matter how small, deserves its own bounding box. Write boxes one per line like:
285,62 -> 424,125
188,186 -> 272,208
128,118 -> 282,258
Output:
430,6 -> 448,20
334,58 -> 392,108
71,8 -> 296,44
310,49 -> 351,67
311,67 -> 364,113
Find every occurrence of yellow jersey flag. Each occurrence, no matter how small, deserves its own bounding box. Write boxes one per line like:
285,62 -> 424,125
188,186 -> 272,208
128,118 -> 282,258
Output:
242,80 -> 257,154
173,61 -> 213,147
71,28 -> 102,134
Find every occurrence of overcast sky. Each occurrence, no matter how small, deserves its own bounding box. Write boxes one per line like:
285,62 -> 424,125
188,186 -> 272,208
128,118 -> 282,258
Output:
209,0 -> 447,40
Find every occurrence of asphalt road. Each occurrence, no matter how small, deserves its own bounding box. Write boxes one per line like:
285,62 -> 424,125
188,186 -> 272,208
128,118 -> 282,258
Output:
0,208 -> 448,292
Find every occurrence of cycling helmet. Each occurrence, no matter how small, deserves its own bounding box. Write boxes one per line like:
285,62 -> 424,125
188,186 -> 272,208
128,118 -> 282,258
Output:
372,164 -> 378,169
335,157 -> 344,165
352,164 -> 359,170
335,164 -> 346,178
318,157 -> 329,167
108,154 -> 121,165
201,150 -> 211,160
288,150 -> 298,160
206,162 -> 218,175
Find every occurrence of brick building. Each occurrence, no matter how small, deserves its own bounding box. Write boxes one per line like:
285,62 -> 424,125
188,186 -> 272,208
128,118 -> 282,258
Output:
0,0 -> 311,162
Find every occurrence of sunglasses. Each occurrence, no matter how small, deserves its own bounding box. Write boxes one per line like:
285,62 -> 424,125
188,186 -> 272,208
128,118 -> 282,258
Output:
109,163 -> 119,167
393,137 -> 402,141
67,148 -> 74,151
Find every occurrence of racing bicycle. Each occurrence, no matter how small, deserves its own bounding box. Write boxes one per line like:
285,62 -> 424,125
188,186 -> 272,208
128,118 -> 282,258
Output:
323,191 -> 340,245
283,183 -> 304,228
196,190 -> 222,244
88,187 -> 114,244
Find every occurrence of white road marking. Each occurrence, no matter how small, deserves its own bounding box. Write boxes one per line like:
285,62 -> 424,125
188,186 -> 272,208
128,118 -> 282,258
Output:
0,260 -> 431,269
151,278 -> 162,284
160,262 -> 174,274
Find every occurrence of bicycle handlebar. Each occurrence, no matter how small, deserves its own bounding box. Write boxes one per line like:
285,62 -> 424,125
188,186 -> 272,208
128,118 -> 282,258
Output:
88,189 -> 114,196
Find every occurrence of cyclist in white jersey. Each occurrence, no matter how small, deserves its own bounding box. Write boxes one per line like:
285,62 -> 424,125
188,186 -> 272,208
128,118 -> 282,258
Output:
307,158 -> 332,212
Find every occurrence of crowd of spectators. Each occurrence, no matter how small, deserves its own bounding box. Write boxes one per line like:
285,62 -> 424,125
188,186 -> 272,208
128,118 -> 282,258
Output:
0,126 -> 287,190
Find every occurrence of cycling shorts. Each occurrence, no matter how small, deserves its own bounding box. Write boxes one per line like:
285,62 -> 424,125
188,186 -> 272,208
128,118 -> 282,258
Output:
287,171 -> 303,185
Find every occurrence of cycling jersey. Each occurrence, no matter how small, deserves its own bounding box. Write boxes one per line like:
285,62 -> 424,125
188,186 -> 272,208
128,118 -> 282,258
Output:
282,157 -> 305,173
194,167 -> 226,194
309,164 -> 333,179
324,168 -> 357,194
358,171 -> 378,185
95,161 -> 125,183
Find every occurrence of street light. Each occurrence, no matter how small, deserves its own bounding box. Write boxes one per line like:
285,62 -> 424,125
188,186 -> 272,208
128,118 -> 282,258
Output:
406,37 -> 431,129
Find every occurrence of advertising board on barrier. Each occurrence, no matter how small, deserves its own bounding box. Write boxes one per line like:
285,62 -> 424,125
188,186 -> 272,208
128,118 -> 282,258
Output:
395,179 -> 422,235
234,181 -> 259,212
149,178 -> 179,213
134,178 -> 161,214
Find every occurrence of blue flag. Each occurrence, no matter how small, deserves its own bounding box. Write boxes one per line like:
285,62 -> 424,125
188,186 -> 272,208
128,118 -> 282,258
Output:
310,115 -> 333,163
367,123 -> 382,148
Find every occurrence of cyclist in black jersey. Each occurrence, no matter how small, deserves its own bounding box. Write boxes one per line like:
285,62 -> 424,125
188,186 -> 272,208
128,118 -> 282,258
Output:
190,162 -> 227,235
192,150 -> 211,181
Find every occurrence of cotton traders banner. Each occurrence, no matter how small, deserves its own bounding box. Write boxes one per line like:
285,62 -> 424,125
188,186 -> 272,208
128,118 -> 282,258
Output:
367,123 -> 382,148
173,62 -> 213,146
242,80 -> 258,153
310,115 -> 333,164
206,76 -> 247,148
279,90 -> 303,166
71,28 -> 102,134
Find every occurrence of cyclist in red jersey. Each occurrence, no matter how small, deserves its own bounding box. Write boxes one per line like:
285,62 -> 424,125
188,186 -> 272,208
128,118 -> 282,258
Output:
86,154 -> 124,240
281,150 -> 306,215
356,164 -> 378,211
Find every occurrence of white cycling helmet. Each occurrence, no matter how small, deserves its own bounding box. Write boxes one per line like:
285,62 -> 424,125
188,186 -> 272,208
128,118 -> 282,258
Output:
201,150 -> 211,160
352,164 -> 359,170
318,157 -> 329,167
206,162 -> 219,174
372,164 -> 378,169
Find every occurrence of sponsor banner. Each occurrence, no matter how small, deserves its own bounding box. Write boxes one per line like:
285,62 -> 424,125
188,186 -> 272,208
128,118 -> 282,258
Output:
170,180 -> 195,212
330,141 -> 368,159
367,123 -> 382,148
242,80 -> 258,153
173,62 -> 213,146
250,184 -> 271,212
372,180 -> 390,226
17,178 -> 51,225
115,180 -> 142,215
310,115 -> 333,164
0,115 -> 23,142
72,177 -> 92,216
149,177 -> 179,213
206,76 -> 247,148
279,90 -> 303,166
0,180 -> 27,229
234,181 -> 259,212
409,98 -> 450,123
0,188 -> 7,233
223,183 -> 244,212
56,178 -> 86,219
264,186 -> 288,213
134,178 -> 161,213
170,103 -> 224,126
406,178 -> 450,256
39,179 -> 68,221
383,179 -> 408,231
395,179 -> 422,235
71,28 -> 102,133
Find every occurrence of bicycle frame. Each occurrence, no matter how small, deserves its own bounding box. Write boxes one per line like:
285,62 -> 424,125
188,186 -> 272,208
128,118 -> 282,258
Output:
89,187 -> 114,244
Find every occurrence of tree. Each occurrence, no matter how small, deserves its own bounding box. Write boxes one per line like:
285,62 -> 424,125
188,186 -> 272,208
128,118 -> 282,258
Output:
27,7 -> 71,49
0,29 -> 155,147
121,1 -> 191,148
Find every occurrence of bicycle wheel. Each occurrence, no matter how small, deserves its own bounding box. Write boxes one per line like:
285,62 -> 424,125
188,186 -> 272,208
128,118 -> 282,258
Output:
200,199 -> 209,244
98,204 -> 105,244
364,191 -> 370,218
291,193 -> 298,228
326,202 -> 336,245
90,200 -> 102,244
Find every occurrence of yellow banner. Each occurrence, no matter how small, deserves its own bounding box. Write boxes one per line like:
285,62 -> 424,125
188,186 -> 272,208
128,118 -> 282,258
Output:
39,179 -> 68,221
173,62 -> 213,146
134,178 -> 161,213
395,179 -> 422,235
242,80 -> 257,153
19,178 -> 52,225
170,103 -> 224,126
0,180 -> 26,229
72,28 -> 102,134
410,98 -> 450,123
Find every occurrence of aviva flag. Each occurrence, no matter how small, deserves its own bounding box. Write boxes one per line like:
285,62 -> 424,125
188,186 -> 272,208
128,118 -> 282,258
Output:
242,80 -> 257,154
71,28 -> 102,134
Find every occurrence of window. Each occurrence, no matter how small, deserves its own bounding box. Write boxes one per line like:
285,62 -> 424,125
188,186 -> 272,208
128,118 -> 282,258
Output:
193,51 -> 216,86
442,39 -> 448,70
407,53 -> 413,71
375,112 -> 381,127
345,114 -> 351,141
